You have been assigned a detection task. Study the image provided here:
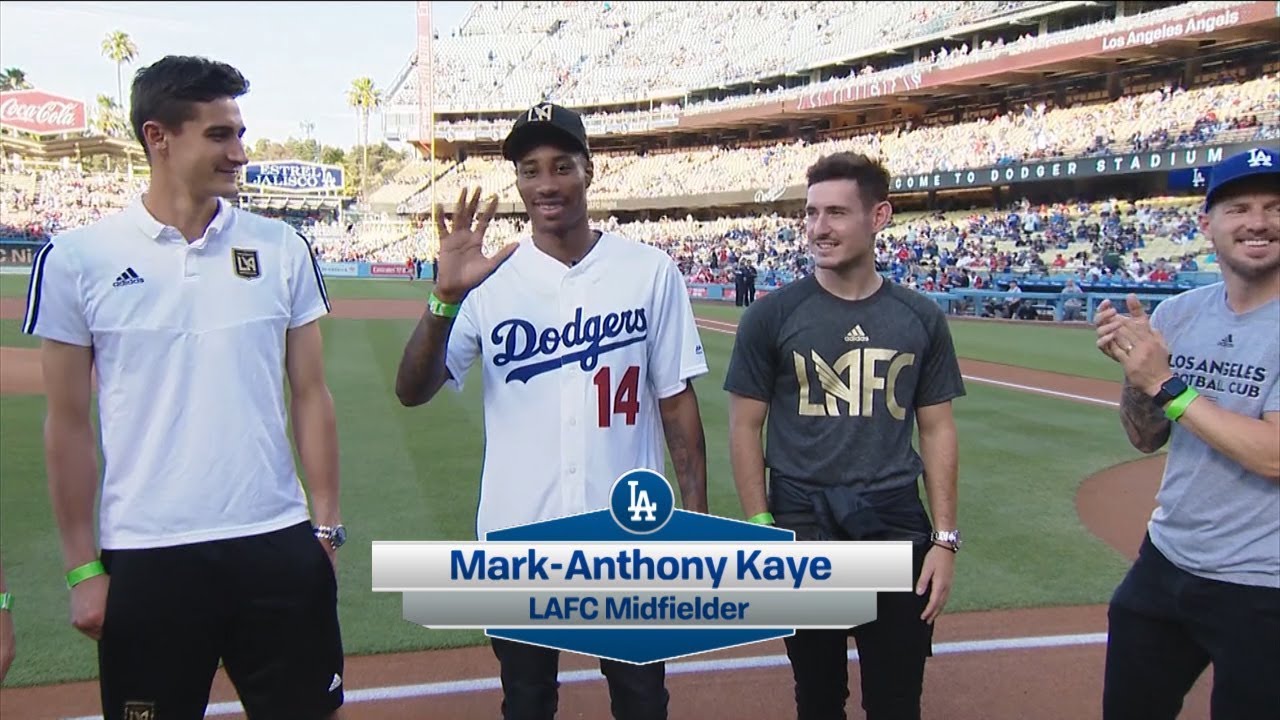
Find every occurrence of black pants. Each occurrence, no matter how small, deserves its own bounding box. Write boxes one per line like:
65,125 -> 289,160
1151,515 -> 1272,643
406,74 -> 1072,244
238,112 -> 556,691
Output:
490,637 -> 668,720
783,540 -> 933,720
98,521 -> 344,720
1103,534 -> 1280,720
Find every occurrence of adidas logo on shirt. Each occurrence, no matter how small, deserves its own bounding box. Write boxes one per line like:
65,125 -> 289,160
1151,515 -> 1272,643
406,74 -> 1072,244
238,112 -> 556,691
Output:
844,324 -> 869,342
1218,334 -> 1234,348
112,267 -> 144,287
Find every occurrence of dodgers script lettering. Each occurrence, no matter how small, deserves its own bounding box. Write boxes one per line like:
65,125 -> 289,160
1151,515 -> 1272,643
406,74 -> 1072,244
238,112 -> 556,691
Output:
492,306 -> 649,384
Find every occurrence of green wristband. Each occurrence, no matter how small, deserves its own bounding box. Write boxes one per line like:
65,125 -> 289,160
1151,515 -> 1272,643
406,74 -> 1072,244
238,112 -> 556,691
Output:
428,293 -> 460,318
1164,387 -> 1199,422
0,591 -> 12,611
66,560 -> 106,589
747,512 -> 775,526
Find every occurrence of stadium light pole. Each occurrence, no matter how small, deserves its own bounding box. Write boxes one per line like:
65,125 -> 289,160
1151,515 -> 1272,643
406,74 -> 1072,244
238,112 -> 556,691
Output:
417,0 -> 437,263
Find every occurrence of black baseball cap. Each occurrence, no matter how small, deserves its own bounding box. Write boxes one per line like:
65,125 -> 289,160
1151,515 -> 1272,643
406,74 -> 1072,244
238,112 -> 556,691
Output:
502,102 -> 590,162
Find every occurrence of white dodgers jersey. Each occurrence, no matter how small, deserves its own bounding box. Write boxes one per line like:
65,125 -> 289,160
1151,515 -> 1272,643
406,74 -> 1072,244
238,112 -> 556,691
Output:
445,232 -> 708,539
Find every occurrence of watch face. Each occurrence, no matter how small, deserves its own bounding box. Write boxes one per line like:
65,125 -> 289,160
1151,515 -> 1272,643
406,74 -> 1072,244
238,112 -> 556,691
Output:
332,526 -> 347,548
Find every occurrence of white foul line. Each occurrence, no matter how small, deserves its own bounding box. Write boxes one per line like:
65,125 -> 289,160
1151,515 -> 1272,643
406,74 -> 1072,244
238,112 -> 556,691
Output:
693,319 -> 1119,408
62,632 -> 1109,718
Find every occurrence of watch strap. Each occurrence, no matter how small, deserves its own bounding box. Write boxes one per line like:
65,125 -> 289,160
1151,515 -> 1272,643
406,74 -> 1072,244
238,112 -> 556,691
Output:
314,524 -> 346,549
1153,376 -> 1188,406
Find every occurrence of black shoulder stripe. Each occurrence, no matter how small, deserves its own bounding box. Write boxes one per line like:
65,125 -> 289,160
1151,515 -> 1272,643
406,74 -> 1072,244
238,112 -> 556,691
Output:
22,241 -> 56,334
293,230 -> 331,312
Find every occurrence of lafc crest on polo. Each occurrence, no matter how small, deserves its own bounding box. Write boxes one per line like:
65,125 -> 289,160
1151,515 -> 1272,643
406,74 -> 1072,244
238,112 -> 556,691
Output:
232,248 -> 261,279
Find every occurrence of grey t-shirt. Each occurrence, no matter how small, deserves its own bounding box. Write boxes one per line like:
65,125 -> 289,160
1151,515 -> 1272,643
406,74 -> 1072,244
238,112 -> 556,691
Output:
1148,282 -> 1280,589
723,276 -> 966,491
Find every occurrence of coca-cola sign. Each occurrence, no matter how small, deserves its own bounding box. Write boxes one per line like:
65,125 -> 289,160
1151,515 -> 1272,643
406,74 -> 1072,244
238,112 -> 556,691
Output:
0,90 -> 87,136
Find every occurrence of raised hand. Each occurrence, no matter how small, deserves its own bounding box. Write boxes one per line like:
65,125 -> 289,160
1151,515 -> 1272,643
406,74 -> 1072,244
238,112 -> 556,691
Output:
433,187 -> 518,304
1095,294 -> 1149,362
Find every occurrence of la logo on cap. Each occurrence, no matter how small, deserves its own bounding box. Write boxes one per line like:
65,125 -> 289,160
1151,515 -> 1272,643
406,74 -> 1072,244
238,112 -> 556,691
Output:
1246,148 -> 1273,168
528,104 -> 554,123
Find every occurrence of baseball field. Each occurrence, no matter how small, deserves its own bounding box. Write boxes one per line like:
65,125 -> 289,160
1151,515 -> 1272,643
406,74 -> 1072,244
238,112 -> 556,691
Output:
0,274 -> 1208,718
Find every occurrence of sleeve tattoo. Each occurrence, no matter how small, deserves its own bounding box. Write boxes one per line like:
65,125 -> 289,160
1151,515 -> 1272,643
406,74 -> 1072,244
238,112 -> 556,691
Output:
1120,378 -> 1171,453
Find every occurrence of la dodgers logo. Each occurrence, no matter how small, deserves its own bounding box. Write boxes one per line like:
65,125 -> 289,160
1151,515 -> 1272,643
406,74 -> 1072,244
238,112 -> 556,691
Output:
492,306 -> 648,383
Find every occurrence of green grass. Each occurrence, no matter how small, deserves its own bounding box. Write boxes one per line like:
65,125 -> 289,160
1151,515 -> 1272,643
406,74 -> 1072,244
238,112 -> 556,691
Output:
323,277 -> 436,301
0,273 -> 30,298
0,319 -> 39,349
0,274 -> 1141,686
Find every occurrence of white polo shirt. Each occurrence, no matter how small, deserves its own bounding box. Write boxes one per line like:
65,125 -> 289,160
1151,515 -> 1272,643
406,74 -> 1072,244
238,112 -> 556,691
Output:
23,196 -> 331,550
446,232 -> 708,540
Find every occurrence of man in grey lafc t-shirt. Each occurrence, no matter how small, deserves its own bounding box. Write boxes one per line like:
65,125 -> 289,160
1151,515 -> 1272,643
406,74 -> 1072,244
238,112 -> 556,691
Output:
1094,145 -> 1279,719
725,152 -> 965,720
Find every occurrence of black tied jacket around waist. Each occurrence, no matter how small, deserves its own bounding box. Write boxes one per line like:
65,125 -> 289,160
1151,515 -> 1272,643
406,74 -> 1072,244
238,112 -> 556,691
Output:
768,474 -> 933,544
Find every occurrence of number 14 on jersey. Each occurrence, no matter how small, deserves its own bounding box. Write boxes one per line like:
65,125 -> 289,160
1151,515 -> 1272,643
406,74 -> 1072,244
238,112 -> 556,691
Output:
593,365 -> 640,428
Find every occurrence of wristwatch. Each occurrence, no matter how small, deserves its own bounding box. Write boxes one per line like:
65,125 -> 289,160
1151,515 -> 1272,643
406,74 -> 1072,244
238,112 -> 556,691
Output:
1151,376 -> 1189,407
314,524 -> 347,550
930,530 -> 962,552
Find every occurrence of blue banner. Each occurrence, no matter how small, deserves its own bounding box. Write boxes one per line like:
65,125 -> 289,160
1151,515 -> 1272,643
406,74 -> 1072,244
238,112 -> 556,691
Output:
243,161 -> 344,192
372,470 -> 913,665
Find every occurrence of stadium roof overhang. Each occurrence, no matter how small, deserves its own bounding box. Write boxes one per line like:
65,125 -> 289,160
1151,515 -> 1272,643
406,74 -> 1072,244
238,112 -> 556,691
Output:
0,132 -> 146,163
237,192 -> 344,212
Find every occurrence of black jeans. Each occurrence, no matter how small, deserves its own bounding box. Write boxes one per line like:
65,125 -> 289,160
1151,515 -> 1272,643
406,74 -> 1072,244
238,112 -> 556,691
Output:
1104,534 -> 1280,720
783,539 -> 933,720
490,638 -> 668,720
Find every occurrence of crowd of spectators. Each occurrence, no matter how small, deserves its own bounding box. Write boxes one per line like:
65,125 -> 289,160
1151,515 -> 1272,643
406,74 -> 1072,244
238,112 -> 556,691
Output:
400,73 -> 1278,216
1,167 -> 145,242
0,159 -> 1218,295
406,0 -> 1259,137
399,1 -> 1050,114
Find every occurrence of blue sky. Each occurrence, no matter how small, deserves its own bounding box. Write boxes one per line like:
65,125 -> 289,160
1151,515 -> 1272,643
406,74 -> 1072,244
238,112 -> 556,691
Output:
0,1 -> 473,149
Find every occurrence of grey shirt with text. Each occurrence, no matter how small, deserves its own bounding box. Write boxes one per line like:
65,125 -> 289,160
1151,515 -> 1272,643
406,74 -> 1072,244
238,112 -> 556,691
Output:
1148,282 -> 1280,589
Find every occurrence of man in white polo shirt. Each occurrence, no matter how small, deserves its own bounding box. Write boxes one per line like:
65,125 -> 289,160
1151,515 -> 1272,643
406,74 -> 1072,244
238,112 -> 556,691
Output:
395,103 -> 709,720
22,55 -> 345,719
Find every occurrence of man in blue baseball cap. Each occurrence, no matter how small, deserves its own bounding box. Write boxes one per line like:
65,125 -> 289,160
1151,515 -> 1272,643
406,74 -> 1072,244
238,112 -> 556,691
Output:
1092,144 -> 1279,719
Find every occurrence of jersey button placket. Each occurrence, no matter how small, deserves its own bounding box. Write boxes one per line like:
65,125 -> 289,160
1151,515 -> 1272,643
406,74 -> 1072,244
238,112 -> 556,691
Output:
561,273 -> 588,515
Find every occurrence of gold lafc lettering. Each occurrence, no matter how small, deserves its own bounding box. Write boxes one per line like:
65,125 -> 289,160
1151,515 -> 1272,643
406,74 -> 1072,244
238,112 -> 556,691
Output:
793,349 -> 916,419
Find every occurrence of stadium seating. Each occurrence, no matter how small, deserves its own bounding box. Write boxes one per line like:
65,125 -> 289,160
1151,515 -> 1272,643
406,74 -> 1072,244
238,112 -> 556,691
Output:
399,74 -> 1278,214
400,1 -> 1052,113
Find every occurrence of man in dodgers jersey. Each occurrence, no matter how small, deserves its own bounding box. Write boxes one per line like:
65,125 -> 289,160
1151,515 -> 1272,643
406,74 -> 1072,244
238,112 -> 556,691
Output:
1094,146 -> 1279,718
23,56 -> 346,718
395,102 -> 709,720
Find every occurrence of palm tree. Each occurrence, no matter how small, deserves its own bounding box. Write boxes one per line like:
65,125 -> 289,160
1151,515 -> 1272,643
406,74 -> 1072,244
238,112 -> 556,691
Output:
101,30 -> 139,110
346,77 -> 382,195
0,67 -> 31,92
92,94 -> 128,138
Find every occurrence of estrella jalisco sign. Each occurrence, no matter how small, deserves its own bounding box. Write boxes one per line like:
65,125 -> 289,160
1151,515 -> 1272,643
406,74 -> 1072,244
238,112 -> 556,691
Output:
242,161 -> 344,193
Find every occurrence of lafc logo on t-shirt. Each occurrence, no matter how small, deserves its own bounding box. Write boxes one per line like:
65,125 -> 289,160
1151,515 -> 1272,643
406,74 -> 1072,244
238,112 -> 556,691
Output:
123,702 -> 156,720
792,348 -> 916,419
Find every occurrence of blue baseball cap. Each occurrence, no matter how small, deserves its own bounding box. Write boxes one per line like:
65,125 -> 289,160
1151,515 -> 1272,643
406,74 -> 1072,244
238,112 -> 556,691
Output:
1204,145 -> 1279,209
